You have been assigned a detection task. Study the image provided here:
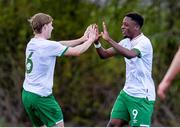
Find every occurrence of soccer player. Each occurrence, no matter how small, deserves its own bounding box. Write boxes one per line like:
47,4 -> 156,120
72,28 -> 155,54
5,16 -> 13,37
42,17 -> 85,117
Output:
157,47 -> 180,100
94,12 -> 155,127
22,13 -> 96,127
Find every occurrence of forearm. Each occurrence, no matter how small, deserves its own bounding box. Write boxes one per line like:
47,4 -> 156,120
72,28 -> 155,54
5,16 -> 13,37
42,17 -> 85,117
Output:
95,47 -> 112,59
94,42 -> 116,59
161,48 -> 180,84
60,36 -> 86,47
96,47 -> 109,59
73,39 -> 93,56
107,38 -> 137,59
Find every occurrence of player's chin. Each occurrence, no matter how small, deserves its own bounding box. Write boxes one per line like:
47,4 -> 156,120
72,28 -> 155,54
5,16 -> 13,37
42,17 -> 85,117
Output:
122,33 -> 128,38
123,35 -> 129,39
122,31 -> 127,37
122,32 -> 130,39
47,35 -> 51,39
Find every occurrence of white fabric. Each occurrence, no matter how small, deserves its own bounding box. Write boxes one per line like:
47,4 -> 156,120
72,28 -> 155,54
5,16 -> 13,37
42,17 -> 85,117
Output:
94,42 -> 101,48
23,38 -> 67,96
118,34 -> 156,101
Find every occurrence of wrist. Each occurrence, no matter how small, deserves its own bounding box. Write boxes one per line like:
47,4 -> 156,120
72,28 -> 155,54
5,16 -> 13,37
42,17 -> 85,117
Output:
94,42 -> 101,48
106,37 -> 112,42
80,35 -> 87,42
94,40 -> 99,44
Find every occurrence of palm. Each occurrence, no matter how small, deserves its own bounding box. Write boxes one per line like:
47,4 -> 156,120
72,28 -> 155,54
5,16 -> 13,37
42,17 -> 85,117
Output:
95,24 -> 101,41
88,24 -> 97,41
102,21 -> 110,41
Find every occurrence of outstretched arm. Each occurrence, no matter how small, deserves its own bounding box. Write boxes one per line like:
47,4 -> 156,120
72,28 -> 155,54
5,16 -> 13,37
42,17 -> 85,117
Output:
93,24 -> 117,59
59,37 -> 86,47
101,21 -> 138,59
64,25 -> 96,56
157,47 -> 180,100
94,42 -> 117,59
59,25 -> 91,47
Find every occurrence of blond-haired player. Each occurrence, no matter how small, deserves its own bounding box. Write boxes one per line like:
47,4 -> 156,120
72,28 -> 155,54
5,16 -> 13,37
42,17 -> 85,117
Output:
22,13 -> 96,127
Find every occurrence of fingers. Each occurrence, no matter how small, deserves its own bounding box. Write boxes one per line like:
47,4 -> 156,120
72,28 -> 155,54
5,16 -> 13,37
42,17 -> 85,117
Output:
157,84 -> 167,100
86,23 -> 103,42
85,20 -> 108,37
95,24 -> 99,34
157,90 -> 166,100
94,24 -> 102,41
92,24 -> 97,31
87,24 -> 97,41
101,31 -> 104,36
89,24 -> 96,34
86,19 -> 110,42
84,25 -> 91,38
102,21 -> 107,32
90,24 -> 99,35
84,24 -> 96,40
98,33 -> 102,38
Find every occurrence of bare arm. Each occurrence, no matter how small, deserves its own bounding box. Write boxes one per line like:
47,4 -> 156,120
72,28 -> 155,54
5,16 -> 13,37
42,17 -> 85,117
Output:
64,25 -> 96,56
161,48 -> 180,83
59,36 -> 86,47
105,38 -> 138,59
94,42 -> 117,59
100,21 -> 138,59
59,25 -> 92,47
93,24 -> 117,59
157,47 -> 180,99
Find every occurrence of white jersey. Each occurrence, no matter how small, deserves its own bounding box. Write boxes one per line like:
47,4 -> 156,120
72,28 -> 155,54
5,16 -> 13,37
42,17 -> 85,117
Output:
23,38 -> 68,97
118,33 -> 156,101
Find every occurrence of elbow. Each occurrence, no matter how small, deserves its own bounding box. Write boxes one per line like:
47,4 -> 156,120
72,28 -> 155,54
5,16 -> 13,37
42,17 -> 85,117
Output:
126,56 -> 132,59
69,50 -> 81,57
100,55 -> 107,59
73,52 -> 81,56
125,54 -> 136,59
98,54 -> 109,59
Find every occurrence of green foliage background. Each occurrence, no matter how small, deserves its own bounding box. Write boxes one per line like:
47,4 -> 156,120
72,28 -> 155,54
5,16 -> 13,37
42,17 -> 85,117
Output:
0,0 -> 179,126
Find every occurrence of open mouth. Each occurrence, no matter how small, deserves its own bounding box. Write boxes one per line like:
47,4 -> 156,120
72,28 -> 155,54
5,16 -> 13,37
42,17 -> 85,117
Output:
122,30 -> 126,35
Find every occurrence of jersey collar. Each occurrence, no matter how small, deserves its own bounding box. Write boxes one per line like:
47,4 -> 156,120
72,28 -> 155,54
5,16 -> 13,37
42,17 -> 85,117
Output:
130,33 -> 143,47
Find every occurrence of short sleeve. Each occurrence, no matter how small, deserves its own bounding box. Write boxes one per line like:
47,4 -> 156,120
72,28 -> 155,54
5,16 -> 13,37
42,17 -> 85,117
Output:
133,39 -> 152,58
118,38 -> 131,48
41,40 -> 68,57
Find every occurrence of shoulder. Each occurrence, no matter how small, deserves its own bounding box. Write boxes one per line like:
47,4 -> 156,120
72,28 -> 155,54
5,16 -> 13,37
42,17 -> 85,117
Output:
43,39 -> 59,45
137,34 -> 153,49
38,40 -> 64,49
118,38 -> 131,48
119,38 -> 130,44
27,38 -> 58,47
140,34 -> 152,45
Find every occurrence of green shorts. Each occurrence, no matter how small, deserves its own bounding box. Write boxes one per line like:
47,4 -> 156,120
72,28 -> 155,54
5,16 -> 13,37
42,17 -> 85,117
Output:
111,90 -> 155,127
22,89 -> 63,127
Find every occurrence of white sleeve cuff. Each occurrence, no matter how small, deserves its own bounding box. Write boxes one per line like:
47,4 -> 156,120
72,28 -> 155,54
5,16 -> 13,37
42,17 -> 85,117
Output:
94,42 -> 101,48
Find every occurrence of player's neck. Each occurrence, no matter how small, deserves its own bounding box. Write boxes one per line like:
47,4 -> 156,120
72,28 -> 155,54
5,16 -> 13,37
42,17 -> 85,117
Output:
34,34 -> 46,40
131,31 -> 142,40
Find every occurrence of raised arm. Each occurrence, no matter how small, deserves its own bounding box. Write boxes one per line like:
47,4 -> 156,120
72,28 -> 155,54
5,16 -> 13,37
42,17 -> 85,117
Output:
63,25 -> 96,56
157,47 -> 180,100
94,42 -> 117,59
94,24 -> 117,59
59,37 -> 86,47
59,25 -> 91,47
101,21 -> 138,59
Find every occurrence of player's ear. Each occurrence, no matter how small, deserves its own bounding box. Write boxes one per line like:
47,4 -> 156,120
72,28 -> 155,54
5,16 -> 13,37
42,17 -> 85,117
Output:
135,24 -> 140,30
41,24 -> 47,32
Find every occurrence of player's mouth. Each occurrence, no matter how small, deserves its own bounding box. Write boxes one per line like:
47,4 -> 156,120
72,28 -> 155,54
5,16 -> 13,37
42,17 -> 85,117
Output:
122,29 -> 126,35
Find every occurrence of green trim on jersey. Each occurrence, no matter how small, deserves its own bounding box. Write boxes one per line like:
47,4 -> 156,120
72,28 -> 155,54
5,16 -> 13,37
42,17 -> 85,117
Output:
132,48 -> 142,58
60,47 -> 68,56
